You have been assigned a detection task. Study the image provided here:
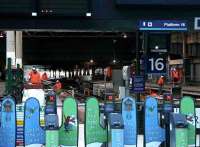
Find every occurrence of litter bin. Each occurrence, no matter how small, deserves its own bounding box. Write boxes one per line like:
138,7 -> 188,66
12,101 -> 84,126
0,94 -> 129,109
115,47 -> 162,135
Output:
45,114 -> 59,147
170,113 -> 188,147
108,113 -> 124,147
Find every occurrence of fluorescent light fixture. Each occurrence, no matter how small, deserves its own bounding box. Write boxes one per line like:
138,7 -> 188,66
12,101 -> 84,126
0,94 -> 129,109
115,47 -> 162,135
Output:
32,12 -> 37,16
89,69 -> 92,75
81,69 -> 84,76
66,71 -> 69,78
86,13 -> 92,17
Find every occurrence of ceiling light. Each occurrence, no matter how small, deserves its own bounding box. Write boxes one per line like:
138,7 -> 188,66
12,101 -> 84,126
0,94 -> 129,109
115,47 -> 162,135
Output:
122,33 -> 127,38
0,33 -> 3,38
32,12 -> 37,16
90,59 -> 94,63
86,12 -> 92,17
155,45 -> 159,50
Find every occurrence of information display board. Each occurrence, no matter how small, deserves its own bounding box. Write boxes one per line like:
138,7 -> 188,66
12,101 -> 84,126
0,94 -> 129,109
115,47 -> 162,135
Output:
146,53 -> 167,74
131,75 -> 145,93
139,20 -> 187,31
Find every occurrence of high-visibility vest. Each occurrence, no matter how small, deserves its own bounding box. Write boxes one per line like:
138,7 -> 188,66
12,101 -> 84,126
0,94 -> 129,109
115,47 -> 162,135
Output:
157,77 -> 164,86
29,71 -> 41,84
172,70 -> 179,79
41,73 -> 48,81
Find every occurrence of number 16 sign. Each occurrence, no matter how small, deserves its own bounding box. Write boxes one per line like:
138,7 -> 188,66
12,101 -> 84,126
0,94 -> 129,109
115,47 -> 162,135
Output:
146,53 -> 166,74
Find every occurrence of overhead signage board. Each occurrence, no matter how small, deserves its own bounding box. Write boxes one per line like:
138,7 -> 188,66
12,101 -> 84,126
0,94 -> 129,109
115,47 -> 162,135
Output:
130,75 -> 145,93
146,53 -> 167,74
139,20 -> 187,31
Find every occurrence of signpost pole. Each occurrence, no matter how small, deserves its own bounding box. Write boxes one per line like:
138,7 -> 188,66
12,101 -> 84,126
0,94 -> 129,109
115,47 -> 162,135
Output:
136,31 -> 140,100
135,30 -> 142,135
182,32 -> 186,85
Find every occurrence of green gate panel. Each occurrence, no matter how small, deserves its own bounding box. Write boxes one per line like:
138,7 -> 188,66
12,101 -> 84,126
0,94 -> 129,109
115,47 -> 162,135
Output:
85,97 -> 107,145
180,96 -> 196,146
46,130 -> 59,147
59,97 -> 78,146
176,129 -> 188,147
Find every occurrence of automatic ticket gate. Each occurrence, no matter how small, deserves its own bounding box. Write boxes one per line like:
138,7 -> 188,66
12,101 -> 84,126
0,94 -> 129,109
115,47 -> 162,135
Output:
170,113 -> 188,147
108,113 -> 124,147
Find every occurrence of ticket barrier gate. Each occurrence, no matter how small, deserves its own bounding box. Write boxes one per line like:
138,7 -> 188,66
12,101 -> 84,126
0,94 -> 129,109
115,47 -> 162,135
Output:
108,113 -> 124,147
170,113 -> 188,147
45,114 -> 59,147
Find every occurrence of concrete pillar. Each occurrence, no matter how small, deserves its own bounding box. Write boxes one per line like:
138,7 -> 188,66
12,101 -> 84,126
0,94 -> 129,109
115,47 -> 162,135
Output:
16,31 -> 23,67
6,31 -> 16,67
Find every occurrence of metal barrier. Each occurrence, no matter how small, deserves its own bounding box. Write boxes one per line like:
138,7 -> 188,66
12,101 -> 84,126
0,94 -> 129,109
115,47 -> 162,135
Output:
0,95 -> 199,146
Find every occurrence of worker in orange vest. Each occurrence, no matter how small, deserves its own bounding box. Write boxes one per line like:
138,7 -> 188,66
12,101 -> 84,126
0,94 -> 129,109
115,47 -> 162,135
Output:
53,80 -> 62,92
171,68 -> 180,83
29,67 -> 41,84
41,72 -> 48,81
157,75 -> 165,95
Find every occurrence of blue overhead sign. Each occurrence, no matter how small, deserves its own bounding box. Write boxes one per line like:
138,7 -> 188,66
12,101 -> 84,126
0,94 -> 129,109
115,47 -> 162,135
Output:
139,20 -> 187,31
146,53 -> 167,74
130,75 -> 145,93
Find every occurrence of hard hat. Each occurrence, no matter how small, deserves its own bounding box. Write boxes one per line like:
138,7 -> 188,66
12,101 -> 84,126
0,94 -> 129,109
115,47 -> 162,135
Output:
32,67 -> 36,71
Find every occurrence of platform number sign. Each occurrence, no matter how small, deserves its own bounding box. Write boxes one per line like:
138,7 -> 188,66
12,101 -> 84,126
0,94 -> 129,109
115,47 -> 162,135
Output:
146,54 -> 166,74
139,20 -> 187,31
